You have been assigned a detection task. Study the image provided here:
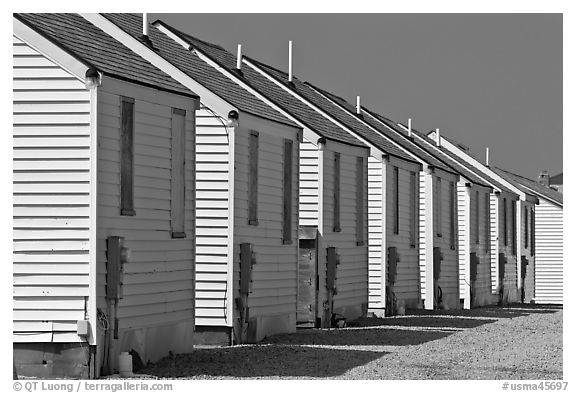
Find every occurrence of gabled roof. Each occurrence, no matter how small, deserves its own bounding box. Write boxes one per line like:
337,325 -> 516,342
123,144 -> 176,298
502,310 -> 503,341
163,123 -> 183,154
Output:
428,130 -> 539,201
15,13 -> 197,99
245,59 -> 420,165
161,22 -> 366,148
305,85 -> 457,174
101,13 -> 298,128
364,111 -> 494,189
493,167 -> 563,206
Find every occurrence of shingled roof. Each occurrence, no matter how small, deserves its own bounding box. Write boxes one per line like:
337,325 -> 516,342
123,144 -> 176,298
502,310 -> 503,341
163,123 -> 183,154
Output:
493,167 -> 563,206
363,110 -> 494,189
245,58 -> 420,165
307,86 -> 456,174
102,13 -> 298,128
161,22 -> 366,148
15,13 -> 197,99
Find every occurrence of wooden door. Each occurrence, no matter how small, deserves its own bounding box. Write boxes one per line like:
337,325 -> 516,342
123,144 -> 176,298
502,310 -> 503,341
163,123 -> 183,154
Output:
297,239 -> 317,326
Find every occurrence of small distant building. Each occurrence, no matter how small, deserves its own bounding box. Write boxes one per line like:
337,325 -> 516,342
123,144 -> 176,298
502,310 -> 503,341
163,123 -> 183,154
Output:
549,172 -> 563,194
494,168 -> 563,304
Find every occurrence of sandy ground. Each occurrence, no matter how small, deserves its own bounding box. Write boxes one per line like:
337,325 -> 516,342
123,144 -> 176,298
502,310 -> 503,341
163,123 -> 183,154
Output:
137,303 -> 562,380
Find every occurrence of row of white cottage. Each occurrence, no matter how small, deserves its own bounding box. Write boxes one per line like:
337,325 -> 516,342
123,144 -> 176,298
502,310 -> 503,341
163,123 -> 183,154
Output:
12,13 -> 563,379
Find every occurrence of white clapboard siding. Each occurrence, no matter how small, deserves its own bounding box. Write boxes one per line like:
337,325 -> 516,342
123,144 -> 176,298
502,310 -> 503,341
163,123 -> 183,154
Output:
193,107 -> 231,326
299,138 -> 319,227
418,171 -> 428,300
96,88 -> 195,332
320,148 -> 368,318
13,36 -> 92,342
386,164 -> 420,306
368,156 -> 383,309
490,193 -> 499,292
435,174 -> 459,308
233,126 -> 299,324
457,185 -> 468,299
534,199 -> 563,304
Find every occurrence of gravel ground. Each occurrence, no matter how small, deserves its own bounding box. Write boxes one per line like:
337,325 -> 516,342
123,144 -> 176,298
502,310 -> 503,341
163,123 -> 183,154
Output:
136,303 -> 562,380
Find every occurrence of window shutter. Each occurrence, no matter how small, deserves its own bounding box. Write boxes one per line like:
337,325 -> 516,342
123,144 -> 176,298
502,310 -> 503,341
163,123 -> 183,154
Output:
503,198 -> 508,246
410,171 -> 417,248
435,177 -> 442,237
333,152 -> 341,232
120,96 -> 135,216
282,139 -> 293,244
170,108 -> 186,238
248,131 -> 259,225
449,181 -> 456,249
356,156 -> 365,245
524,206 -> 529,249
393,166 -> 399,235
475,190 -> 480,244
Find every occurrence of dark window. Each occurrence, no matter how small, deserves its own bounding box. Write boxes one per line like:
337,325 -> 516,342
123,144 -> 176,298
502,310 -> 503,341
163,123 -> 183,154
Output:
503,198 -> 508,246
120,96 -> 135,216
333,152 -> 341,232
170,108 -> 186,238
475,190 -> 480,244
524,206 -> 529,249
435,177 -> 442,237
248,131 -> 259,225
449,181 -> 456,249
356,156 -> 365,245
410,171 -> 418,248
282,139 -> 293,244
393,166 -> 399,235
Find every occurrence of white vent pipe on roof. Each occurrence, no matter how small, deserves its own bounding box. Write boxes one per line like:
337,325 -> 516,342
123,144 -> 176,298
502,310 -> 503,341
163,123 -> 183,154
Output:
236,44 -> 242,70
408,118 -> 412,137
486,147 -> 490,166
288,40 -> 293,82
356,96 -> 361,114
435,128 -> 441,147
143,13 -> 149,37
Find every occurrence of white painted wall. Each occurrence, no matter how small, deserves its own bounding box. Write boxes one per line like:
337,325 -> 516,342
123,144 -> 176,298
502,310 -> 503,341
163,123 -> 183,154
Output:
13,36 -> 93,343
95,78 -> 197,363
319,142 -> 368,321
233,116 -> 300,341
193,107 -> 232,327
534,199 -> 563,304
299,138 -> 320,227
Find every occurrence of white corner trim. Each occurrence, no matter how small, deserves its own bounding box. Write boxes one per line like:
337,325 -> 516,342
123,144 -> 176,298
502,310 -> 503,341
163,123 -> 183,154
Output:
80,13 -> 236,117
13,16 -> 89,82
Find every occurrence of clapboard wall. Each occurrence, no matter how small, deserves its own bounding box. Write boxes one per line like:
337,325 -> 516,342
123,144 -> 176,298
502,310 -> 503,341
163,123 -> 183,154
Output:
13,35 -> 94,343
96,78 -> 196,363
232,120 -> 300,342
299,139 -> 319,227
367,156 -> 384,310
385,162 -> 420,308
534,199 -> 563,304
319,144 -> 368,320
193,107 -> 232,327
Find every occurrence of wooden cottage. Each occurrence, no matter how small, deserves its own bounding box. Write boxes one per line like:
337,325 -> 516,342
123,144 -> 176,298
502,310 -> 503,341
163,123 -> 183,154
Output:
304,94 -> 474,313
152,21 -> 372,328
228,59 -> 467,313
13,13 -> 199,378
85,13 -> 303,344
359,112 -> 498,310
492,168 -> 563,304
434,133 -> 539,304
389,126 -> 504,308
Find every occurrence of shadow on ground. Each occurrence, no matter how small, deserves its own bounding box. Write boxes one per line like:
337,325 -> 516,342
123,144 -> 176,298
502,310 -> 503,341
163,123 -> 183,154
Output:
405,303 -> 561,320
139,345 -> 385,378
347,316 -> 498,329
262,326 -> 454,347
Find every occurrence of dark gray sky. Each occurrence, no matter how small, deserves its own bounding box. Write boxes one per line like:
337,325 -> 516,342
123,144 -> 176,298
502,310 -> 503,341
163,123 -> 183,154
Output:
150,13 -> 562,180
